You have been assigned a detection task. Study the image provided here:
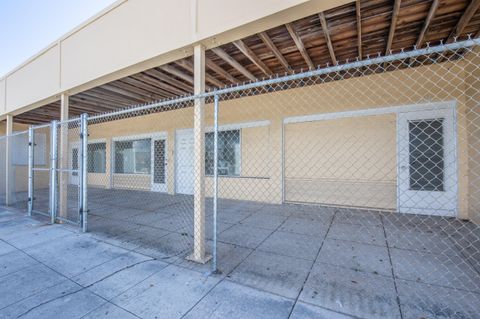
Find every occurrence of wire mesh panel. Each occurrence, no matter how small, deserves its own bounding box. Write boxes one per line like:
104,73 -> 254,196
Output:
207,41 -> 480,318
0,136 -> 7,207
85,98 -> 210,261
31,125 -> 51,217
5,131 -> 30,212
54,119 -> 82,225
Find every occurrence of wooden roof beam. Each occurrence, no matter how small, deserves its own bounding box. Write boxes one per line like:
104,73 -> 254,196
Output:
233,39 -> 273,76
174,60 -> 225,88
356,0 -> 362,59
416,0 -> 440,48
160,64 -> 214,90
318,12 -> 337,65
101,84 -> 148,103
285,23 -> 315,69
447,0 -> 480,43
386,0 -> 401,55
131,73 -> 187,96
258,31 -> 291,71
211,47 -> 257,81
205,57 -> 239,84
145,69 -> 193,93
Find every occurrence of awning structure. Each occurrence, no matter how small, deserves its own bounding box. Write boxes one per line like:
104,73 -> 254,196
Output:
12,0 -> 480,125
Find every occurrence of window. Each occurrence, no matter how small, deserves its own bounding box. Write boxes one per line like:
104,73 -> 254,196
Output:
205,130 -> 240,176
115,139 -> 151,174
88,143 -> 106,173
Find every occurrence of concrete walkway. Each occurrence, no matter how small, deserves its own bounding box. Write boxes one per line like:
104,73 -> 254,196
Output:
0,209 -> 350,319
1,208 -> 479,319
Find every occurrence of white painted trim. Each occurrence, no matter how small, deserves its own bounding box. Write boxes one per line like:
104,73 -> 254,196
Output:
112,132 -> 167,142
88,138 -> 107,144
205,120 -> 270,132
283,101 -> 456,124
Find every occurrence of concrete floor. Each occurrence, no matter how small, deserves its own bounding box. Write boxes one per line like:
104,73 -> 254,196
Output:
1,189 -> 480,318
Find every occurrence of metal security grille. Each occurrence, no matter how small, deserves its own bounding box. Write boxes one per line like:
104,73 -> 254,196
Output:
0,38 -> 479,318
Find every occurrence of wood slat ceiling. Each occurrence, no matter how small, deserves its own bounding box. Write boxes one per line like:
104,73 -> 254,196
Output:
14,0 -> 480,125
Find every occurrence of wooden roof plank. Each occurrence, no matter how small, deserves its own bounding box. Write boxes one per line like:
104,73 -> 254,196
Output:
319,12 -> 337,65
386,0 -> 402,55
205,57 -> 240,84
233,39 -> 273,75
211,47 -> 257,81
447,0 -> 480,43
258,31 -> 291,71
356,0 -> 363,59
416,0 -> 440,48
286,23 -> 315,69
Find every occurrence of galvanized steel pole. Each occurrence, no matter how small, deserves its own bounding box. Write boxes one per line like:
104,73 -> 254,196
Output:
80,114 -> 88,232
50,121 -> 58,224
212,94 -> 219,273
27,126 -> 34,216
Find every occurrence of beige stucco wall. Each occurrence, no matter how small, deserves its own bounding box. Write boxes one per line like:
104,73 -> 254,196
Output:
0,0 -> 352,119
5,45 -> 60,112
76,58 -> 477,220
464,47 -> 480,224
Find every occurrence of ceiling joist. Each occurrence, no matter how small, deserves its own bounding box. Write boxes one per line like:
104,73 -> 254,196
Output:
286,23 -> 315,69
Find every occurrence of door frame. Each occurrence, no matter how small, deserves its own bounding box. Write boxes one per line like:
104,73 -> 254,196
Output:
396,103 -> 458,216
151,133 -> 168,192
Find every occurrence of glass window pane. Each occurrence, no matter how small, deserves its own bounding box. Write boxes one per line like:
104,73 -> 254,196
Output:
87,143 -> 106,173
409,119 -> 444,191
115,139 -> 151,174
205,130 -> 240,176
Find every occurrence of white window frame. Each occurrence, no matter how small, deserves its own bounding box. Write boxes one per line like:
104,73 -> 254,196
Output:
87,138 -> 107,174
111,132 -> 167,176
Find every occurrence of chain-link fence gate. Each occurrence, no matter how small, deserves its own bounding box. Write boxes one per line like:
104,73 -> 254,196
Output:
29,124 -> 51,218
0,37 -> 479,318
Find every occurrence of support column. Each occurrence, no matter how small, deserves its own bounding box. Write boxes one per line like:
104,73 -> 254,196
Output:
59,93 -> 69,218
189,44 -> 210,263
5,115 -> 13,205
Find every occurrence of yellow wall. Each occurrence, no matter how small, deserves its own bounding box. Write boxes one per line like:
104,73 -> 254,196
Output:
464,47 -> 480,224
62,58 -> 475,220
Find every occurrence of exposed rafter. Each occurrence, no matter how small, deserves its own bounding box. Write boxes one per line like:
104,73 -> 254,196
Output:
258,31 -> 291,71
205,57 -> 239,84
159,65 -> 194,84
386,0 -> 401,55
446,0 -> 480,43
356,0 -> 362,59
211,47 -> 257,81
416,0 -> 440,48
318,12 -> 337,65
145,69 -> 193,93
233,40 -> 272,76
174,60 -> 225,88
286,23 -> 315,69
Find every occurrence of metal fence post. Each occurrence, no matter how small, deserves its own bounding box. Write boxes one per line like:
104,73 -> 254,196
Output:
50,121 -> 58,224
27,127 -> 34,216
212,94 -> 219,273
80,113 -> 88,232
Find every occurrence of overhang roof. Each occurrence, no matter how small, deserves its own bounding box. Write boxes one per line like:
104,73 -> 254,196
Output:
14,0 -> 480,124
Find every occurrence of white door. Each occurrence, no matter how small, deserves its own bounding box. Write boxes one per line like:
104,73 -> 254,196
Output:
397,107 -> 457,216
151,138 -> 167,192
175,129 -> 194,195
69,145 -> 79,185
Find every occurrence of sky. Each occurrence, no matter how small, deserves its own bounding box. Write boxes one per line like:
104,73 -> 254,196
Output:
0,0 -> 117,77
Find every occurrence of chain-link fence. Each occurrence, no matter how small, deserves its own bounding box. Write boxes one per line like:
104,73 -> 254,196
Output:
31,124 -> 51,217
0,38 -> 480,318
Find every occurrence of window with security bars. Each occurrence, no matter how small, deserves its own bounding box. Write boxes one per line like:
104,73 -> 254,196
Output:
114,139 -> 151,174
408,119 -> 444,191
87,142 -> 106,173
205,130 -> 240,176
